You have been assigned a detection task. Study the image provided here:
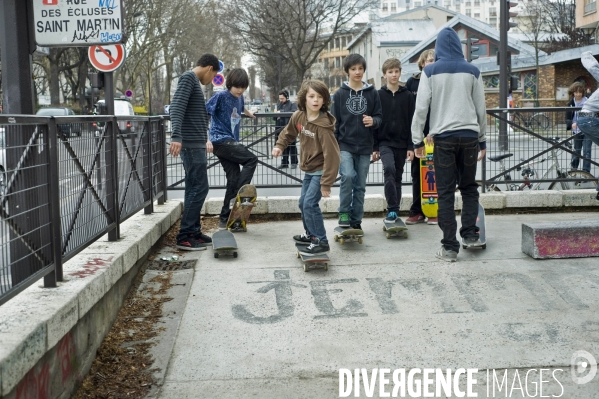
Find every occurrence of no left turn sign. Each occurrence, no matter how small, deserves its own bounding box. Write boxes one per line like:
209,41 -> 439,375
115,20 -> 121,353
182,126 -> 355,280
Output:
88,44 -> 126,72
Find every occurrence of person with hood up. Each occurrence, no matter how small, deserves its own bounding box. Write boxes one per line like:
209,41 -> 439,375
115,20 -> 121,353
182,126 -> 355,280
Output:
411,28 -> 487,262
372,58 -> 415,223
332,53 -> 383,230
273,80 -> 341,255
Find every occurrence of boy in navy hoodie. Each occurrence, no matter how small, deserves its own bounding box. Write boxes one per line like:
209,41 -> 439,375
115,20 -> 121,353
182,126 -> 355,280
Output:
372,58 -> 415,222
332,54 -> 383,229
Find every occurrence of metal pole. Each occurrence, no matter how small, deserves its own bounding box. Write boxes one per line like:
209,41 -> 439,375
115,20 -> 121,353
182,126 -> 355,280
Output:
46,118 -> 61,285
499,0 -> 509,151
144,119 -> 153,214
105,72 -> 120,241
159,117 -> 168,203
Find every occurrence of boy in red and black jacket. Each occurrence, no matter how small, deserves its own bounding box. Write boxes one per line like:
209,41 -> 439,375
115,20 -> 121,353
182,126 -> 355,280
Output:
372,58 -> 415,222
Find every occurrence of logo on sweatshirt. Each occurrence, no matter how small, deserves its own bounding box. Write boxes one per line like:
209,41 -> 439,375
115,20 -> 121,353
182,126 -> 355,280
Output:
297,123 -> 315,138
346,92 -> 367,115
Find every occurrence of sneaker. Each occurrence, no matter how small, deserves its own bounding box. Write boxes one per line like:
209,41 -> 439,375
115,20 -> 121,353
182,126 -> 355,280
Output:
293,232 -> 312,243
338,212 -> 351,227
240,197 -> 253,206
299,238 -> 330,255
193,232 -> 213,246
218,219 -> 228,230
436,246 -> 457,262
176,237 -> 208,251
385,211 -> 398,222
278,164 -> 289,169
596,191 -> 599,201
291,164 -> 298,169
427,217 -> 438,225
462,236 -> 483,247
406,214 -> 426,225
351,223 -> 362,231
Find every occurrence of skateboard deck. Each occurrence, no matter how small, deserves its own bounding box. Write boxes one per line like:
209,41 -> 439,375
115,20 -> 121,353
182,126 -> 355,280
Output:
420,142 -> 438,218
296,243 -> 329,272
212,230 -> 238,258
462,203 -> 487,249
333,226 -> 364,245
382,218 -> 408,239
227,184 -> 257,232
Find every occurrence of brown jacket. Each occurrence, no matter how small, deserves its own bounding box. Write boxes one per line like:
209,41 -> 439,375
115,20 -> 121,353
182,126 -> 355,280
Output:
275,111 -> 340,191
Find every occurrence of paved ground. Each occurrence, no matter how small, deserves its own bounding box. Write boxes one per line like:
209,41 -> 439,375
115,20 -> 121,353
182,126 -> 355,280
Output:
151,212 -> 599,398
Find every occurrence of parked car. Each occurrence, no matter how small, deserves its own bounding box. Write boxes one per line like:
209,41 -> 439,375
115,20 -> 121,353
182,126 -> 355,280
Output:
35,107 -> 82,137
94,99 -> 136,135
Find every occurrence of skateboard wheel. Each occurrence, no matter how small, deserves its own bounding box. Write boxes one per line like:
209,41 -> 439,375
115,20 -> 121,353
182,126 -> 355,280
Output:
242,226 -> 247,232
383,226 -> 387,231
324,263 -> 329,271
214,253 -> 219,258
297,251 -> 300,258
386,233 -> 391,239
233,252 -> 238,258
334,235 -> 339,242
358,237 -> 363,244
339,238 -> 345,245
304,264 -> 308,272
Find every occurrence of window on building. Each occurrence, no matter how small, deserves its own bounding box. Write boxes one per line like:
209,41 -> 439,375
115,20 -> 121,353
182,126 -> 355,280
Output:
391,2 -> 397,11
585,0 -> 596,14
483,75 -> 499,89
466,8 -> 471,16
474,12 -> 480,18
489,7 -> 497,16
382,2 -> 388,11
335,38 -> 340,49
445,0 -> 451,7
489,17 -> 497,26
474,0 -> 480,5
523,71 -> 537,99
465,0 -> 471,5
415,1 -> 421,5
342,37 -> 346,48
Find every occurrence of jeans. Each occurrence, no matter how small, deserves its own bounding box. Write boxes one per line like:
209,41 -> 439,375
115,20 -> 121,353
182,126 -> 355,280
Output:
338,151 -> 371,225
571,133 -> 593,173
177,148 -> 209,241
410,158 -> 422,215
298,173 -> 327,242
433,137 -> 480,253
380,146 -> 407,212
213,140 -> 258,221
575,116 -> 599,190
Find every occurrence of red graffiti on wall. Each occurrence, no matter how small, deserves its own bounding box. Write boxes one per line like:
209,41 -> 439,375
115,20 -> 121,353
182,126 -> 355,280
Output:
58,333 -> 76,384
68,257 -> 113,278
15,364 -> 50,399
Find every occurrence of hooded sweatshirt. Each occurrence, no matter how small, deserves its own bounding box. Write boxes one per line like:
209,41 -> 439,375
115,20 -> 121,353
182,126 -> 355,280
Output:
374,85 -> 415,151
275,111 -> 341,191
332,82 -> 383,155
411,27 -> 487,150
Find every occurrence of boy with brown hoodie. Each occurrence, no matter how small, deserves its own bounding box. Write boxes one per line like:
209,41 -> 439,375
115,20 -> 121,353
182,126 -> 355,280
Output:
272,80 -> 341,254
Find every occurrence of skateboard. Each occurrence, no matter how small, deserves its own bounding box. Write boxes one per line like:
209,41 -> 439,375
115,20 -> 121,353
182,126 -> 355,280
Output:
333,226 -> 364,245
420,141 -> 438,219
382,218 -> 408,239
226,184 -> 257,232
462,203 -> 487,249
212,230 -> 238,258
296,243 -> 329,272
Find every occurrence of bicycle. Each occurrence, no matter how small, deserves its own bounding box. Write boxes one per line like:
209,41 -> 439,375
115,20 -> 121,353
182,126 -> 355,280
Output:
482,137 -> 597,191
510,109 -> 552,130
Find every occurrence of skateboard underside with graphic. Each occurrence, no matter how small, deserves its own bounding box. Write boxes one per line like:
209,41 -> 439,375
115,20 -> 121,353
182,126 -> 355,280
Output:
462,203 -> 486,249
212,230 -> 238,258
227,184 -> 257,232
382,218 -> 408,239
420,142 -> 438,219
296,243 -> 329,271
333,226 -> 364,245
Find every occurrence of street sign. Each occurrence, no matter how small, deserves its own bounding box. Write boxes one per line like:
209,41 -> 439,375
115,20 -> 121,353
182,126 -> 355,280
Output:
212,73 -> 225,86
32,0 -> 124,47
88,44 -> 126,72
125,90 -> 133,97
218,60 -> 225,73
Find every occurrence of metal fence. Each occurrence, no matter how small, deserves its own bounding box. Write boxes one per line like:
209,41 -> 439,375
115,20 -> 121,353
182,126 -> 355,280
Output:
167,107 -> 599,191
0,115 -> 168,306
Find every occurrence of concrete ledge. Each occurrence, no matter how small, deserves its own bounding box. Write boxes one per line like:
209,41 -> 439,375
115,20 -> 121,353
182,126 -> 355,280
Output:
562,189 -> 599,207
0,200 -> 183,398
504,190 -> 563,208
522,220 -> 599,259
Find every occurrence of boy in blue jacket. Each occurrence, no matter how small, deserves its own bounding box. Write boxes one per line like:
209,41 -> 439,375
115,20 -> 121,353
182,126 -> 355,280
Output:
332,54 -> 382,230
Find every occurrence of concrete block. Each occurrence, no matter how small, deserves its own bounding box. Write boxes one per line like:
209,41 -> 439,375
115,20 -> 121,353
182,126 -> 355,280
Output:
364,194 -> 386,212
479,192 -> 506,209
504,190 -> 563,208
266,196 -> 299,213
322,196 -> 340,213
454,191 -> 463,210
62,254 -> 111,317
252,197 -> 268,215
561,189 -> 599,207
399,194 -> 413,212
204,198 -> 223,215
522,220 -> 599,259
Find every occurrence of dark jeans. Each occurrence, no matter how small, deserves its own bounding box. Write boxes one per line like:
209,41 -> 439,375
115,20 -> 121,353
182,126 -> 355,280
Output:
213,140 -> 258,221
177,148 -> 209,241
380,146 -> 407,212
275,131 -> 298,165
433,137 -> 480,253
410,158 -> 422,215
571,133 -> 593,173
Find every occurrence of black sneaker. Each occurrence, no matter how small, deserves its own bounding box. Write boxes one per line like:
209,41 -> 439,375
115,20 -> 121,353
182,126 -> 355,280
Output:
291,164 -> 298,169
299,238 -> 330,255
293,232 -> 312,243
596,191 -> 599,201
218,219 -> 228,230
193,232 -> 212,246
278,164 -> 289,169
351,223 -> 362,231
176,236 -> 208,251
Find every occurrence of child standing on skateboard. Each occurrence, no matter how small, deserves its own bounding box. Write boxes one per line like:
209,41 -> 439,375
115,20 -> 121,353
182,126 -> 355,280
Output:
272,80 -> 340,254
332,54 -> 382,230
372,58 -> 415,222
206,68 -> 258,229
